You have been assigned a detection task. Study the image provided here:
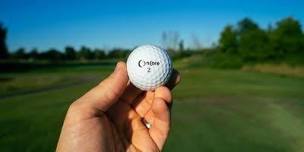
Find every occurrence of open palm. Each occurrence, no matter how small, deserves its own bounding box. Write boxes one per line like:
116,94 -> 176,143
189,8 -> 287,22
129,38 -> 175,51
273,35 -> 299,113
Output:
57,62 -> 180,152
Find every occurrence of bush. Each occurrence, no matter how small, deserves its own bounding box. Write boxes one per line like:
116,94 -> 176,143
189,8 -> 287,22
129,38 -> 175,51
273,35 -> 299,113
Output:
205,52 -> 243,69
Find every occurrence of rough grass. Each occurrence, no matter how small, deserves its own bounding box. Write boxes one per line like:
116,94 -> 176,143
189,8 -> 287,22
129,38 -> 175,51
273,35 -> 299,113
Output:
1,64 -> 304,152
242,63 -> 304,78
0,65 -> 112,97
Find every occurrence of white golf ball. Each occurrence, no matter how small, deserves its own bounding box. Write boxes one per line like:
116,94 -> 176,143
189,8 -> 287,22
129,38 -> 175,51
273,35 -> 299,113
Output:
127,45 -> 173,90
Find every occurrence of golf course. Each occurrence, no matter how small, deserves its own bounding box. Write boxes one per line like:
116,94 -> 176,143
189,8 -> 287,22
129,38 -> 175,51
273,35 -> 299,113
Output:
1,0 -> 304,151
1,57 -> 304,152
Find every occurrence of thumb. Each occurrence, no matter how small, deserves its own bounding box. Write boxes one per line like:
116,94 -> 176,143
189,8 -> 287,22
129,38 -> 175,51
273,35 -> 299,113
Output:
77,62 -> 129,112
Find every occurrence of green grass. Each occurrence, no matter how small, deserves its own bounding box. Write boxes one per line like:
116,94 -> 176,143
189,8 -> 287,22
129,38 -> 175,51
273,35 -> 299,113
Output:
0,64 -> 113,96
165,67 -> 304,152
1,63 -> 304,151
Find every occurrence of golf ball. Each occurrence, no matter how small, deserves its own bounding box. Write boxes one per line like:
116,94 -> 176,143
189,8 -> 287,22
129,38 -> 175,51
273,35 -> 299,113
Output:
127,45 -> 173,90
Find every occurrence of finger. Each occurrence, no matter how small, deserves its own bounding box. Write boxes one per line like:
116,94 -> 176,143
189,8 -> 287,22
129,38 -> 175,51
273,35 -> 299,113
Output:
155,86 -> 172,106
122,69 -> 180,104
149,98 -> 171,150
131,86 -> 172,120
120,83 -> 143,104
121,69 -> 180,105
107,101 -> 158,152
76,62 -> 129,112
166,69 -> 181,90
142,86 -> 172,127
131,91 -> 154,117
106,100 -> 140,136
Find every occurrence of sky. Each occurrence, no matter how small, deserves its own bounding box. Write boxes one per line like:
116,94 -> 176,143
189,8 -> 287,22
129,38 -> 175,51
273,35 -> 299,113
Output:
0,0 -> 304,51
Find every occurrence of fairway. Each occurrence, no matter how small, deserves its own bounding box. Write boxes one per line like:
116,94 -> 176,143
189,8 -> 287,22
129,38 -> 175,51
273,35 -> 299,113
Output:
1,65 -> 304,152
1,0 -> 304,151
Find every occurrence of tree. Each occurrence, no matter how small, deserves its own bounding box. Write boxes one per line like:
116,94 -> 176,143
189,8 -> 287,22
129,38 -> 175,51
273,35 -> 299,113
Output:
179,40 -> 184,52
161,31 -> 180,50
78,46 -> 94,60
64,46 -> 77,60
219,25 -> 238,53
270,17 -> 303,57
236,18 -> 272,60
93,48 -> 106,60
41,48 -> 63,61
238,28 -> 271,60
12,48 -> 27,59
28,48 -> 39,60
237,18 -> 259,35
0,23 -> 8,59
191,34 -> 203,50
107,48 -> 130,59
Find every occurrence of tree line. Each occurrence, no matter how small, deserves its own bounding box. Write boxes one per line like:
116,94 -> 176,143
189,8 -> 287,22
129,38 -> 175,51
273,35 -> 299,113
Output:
9,46 -> 130,61
0,23 -> 130,61
218,17 -> 304,62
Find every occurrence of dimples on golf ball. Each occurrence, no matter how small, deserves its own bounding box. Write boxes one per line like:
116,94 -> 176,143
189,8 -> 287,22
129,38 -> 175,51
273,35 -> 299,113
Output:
127,45 -> 172,90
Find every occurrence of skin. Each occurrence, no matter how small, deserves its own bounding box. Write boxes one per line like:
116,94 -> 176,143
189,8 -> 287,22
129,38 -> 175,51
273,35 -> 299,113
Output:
56,62 -> 180,152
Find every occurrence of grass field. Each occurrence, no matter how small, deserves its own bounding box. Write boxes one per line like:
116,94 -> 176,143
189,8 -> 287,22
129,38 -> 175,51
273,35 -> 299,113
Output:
1,62 -> 304,152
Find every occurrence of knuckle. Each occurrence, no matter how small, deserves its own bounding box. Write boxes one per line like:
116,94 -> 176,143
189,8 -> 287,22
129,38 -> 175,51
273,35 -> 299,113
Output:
67,101 -> 81,115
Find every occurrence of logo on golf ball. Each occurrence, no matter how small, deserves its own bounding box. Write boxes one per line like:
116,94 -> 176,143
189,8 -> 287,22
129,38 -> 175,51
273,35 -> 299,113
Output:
138,60 -> 160,73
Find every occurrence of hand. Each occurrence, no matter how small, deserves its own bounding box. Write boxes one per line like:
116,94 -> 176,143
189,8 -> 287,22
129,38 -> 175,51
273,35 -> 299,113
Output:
56,62 -> 180,152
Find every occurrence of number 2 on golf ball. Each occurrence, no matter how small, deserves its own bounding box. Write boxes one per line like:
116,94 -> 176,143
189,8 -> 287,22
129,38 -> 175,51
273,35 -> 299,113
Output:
127,45 -> 173,91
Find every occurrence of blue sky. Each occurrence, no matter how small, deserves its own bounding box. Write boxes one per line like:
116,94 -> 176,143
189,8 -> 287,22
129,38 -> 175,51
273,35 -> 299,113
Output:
1,0 -> 303,51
